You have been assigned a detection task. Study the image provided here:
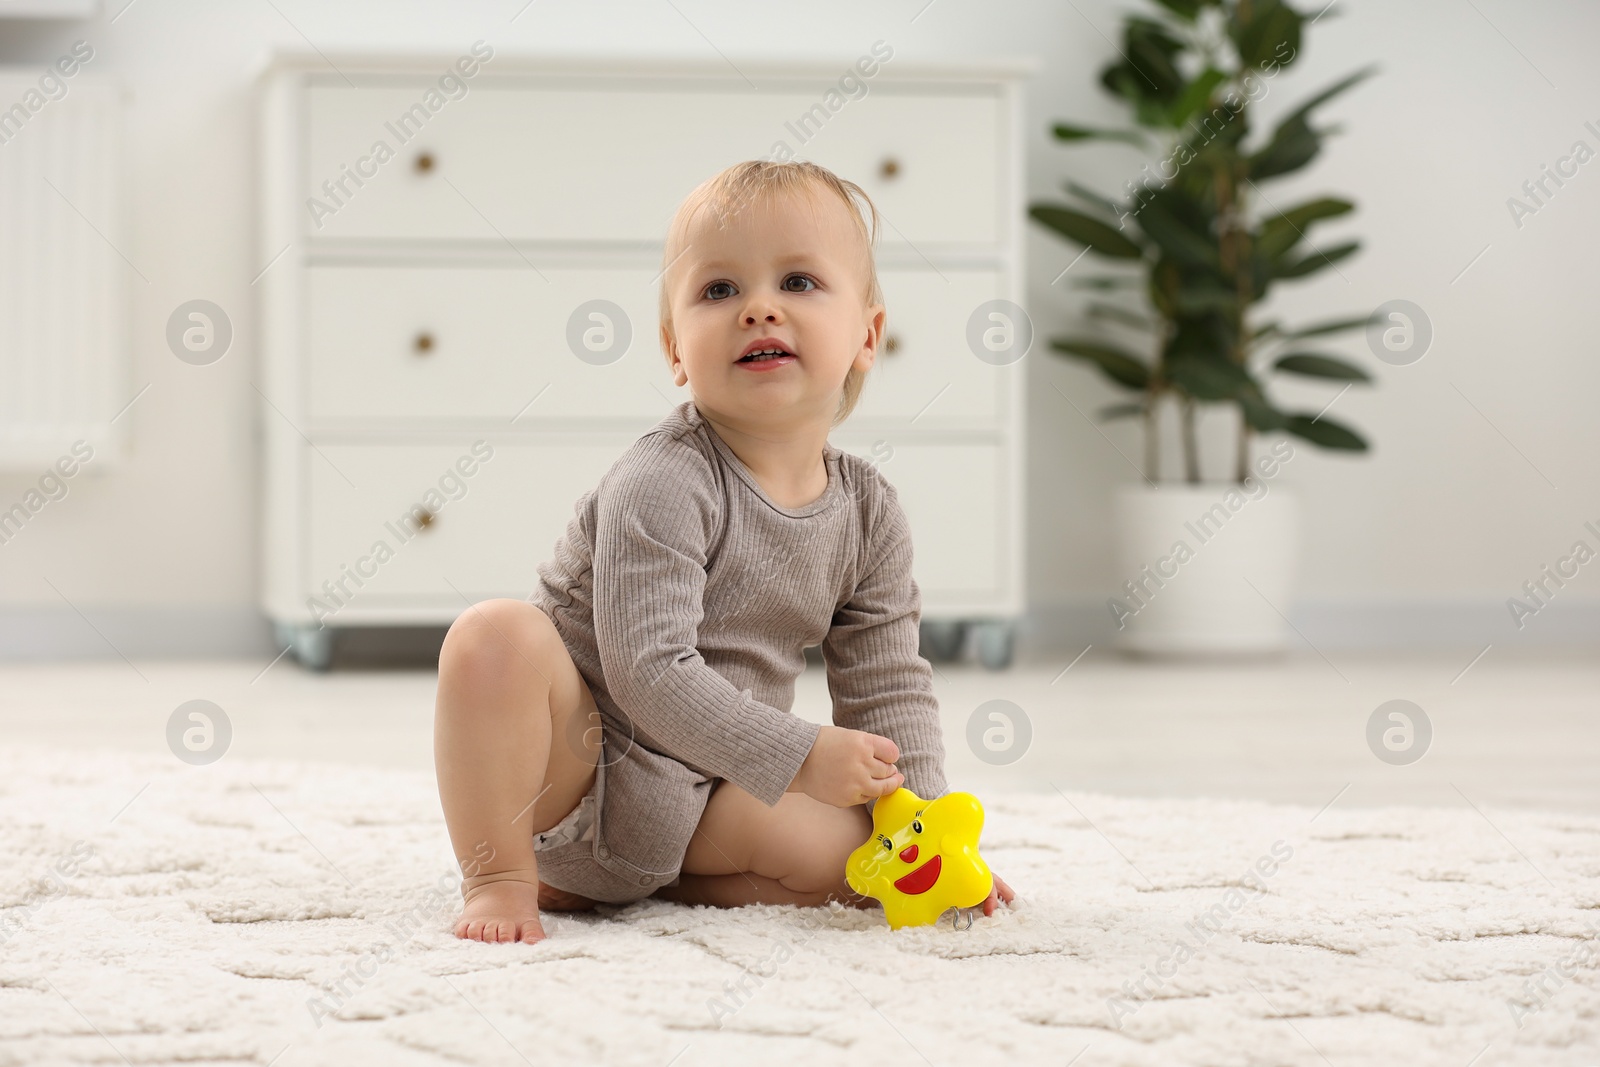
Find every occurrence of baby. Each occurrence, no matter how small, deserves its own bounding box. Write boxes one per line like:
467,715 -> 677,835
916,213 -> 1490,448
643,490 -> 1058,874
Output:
434,159 -> 1015,943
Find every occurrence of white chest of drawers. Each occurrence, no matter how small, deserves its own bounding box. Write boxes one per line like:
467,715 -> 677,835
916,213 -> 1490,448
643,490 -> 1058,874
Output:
256,50 -> 1029,669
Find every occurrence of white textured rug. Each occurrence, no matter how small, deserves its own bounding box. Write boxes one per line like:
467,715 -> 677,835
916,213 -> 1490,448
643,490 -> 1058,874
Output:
2,744 -> 1597,1067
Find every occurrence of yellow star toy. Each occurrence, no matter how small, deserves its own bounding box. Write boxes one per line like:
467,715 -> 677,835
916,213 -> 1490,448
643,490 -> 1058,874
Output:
846,787 -> 992,929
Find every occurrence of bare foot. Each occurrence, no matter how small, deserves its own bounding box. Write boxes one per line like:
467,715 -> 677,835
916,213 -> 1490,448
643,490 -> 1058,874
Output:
455,878 -> 546,944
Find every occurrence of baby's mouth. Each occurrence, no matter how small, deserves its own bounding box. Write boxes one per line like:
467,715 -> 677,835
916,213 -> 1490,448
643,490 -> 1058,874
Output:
737,344 -> 797,363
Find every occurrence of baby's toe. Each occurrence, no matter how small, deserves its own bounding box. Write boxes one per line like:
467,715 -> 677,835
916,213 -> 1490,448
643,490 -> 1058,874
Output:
519,918 -> 547,944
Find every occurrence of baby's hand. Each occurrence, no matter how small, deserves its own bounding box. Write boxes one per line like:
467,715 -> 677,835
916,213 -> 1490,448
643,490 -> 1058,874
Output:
979,871 -> 1017,917
791,725 -> 904,807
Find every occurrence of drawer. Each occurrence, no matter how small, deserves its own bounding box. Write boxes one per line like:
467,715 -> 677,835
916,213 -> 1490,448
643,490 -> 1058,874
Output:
305,439 -> 624,602
305,265 -> 690,422
303,82 -> 1000,245
831,438 -> 1006,600
853,269 -> 1009,423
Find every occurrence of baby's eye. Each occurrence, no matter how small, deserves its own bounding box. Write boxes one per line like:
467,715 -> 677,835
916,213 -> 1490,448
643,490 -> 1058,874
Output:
782,274 -> 817,293
911,819 -> 923,834
703,281 -> 735,300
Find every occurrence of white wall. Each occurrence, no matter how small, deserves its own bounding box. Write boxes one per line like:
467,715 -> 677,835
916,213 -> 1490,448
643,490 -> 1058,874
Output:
1,0 -> 1596,656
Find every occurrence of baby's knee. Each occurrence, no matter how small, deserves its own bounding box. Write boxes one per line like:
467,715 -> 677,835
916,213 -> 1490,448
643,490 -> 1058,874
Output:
441,599 -> 557,678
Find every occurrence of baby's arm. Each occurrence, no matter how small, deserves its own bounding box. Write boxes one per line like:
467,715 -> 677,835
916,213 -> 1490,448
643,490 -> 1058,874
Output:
820,477 -> 950,816
592,435 -> 821,807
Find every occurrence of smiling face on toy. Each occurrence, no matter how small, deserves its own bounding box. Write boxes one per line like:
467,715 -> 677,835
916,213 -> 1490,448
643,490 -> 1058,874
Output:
876,818 -> 942,895
846,787 -> 992,929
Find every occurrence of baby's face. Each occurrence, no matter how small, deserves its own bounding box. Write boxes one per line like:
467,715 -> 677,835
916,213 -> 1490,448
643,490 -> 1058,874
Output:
662,190 -> 885,429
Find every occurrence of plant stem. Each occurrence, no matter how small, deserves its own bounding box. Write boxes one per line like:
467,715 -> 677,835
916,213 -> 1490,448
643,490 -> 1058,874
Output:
1212,120 -> 1254,485
1143,396 -> 1159,484
1236,414 -> 1251,483
1181,398 -> 1200,484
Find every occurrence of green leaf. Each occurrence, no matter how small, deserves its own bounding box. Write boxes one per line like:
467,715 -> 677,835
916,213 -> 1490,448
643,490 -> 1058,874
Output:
1232,0 -> 1303,70
1266,197 -> 1355,231
1272,353 -> 1372,381
1087,301 -> 1154,330
1049,338 -> 1152,389
1051,122 -> 1151,147
1130,191 -> 1217,267
1070,274 -> 1143,290
1148,0 -> 1212,20
1173,280 -> 1238,315
1064,181 -> 1125,218
1282,313 -> 1377,340
1239,390 -> 1288,431
1249,68 -> 1376,181
1029,205 -> 1145,258
1275,240 -> 1359,279
1257,197 -> 1354,259
1101,18 -> 1188,112
1165,355 -> 1252,400
1284,413 -> 1368,451
1170,68 -> 1228,128
1248,113 -> 1320,180
1279,66 -> 1379,130
1098,401 -> 1147,420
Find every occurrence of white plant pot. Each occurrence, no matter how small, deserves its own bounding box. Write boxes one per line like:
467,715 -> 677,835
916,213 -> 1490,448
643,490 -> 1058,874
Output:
1109,482 -> 1299,656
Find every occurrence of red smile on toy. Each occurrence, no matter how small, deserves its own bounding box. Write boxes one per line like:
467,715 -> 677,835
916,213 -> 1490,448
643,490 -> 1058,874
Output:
892,843 -> 941,895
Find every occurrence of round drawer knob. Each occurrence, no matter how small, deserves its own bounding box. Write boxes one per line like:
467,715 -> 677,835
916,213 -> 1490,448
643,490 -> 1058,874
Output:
884,334 -> 901,355
415,508 -> 436,530
879,156 -> 901,180
413,331 -> 435,354
415,151 -> 436,174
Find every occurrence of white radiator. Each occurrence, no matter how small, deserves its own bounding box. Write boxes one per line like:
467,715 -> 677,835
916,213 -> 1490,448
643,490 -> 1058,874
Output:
0,70 -> 125,470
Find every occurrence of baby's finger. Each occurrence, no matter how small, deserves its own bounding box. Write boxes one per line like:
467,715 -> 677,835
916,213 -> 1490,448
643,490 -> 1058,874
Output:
868,733 -> 900,765
871,770 -> 905,796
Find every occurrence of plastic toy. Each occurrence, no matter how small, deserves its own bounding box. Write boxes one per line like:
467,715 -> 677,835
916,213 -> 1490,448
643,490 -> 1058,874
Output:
845,786 -> 992,930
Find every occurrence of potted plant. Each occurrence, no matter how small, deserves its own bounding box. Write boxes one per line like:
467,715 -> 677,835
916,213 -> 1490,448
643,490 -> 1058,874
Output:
1029,0 -> 1378,654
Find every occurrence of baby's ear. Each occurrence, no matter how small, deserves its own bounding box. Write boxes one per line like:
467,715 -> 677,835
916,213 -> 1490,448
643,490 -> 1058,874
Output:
660,324 -> 687,385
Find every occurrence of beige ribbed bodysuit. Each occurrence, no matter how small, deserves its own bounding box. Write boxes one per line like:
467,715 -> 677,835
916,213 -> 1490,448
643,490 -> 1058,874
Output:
530,399 -> 948,904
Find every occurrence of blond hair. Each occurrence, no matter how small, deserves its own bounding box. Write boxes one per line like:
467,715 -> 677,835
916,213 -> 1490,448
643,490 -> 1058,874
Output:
658,160 -> 883,428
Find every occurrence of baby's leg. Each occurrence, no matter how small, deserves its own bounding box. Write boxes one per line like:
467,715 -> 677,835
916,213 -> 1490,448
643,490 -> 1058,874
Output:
653,780 -> 877,910
434,598 -> 602,943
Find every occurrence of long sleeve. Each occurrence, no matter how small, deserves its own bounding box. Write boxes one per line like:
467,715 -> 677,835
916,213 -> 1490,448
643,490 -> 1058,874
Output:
591,435 -> 821,807
821,475 -> 949,816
